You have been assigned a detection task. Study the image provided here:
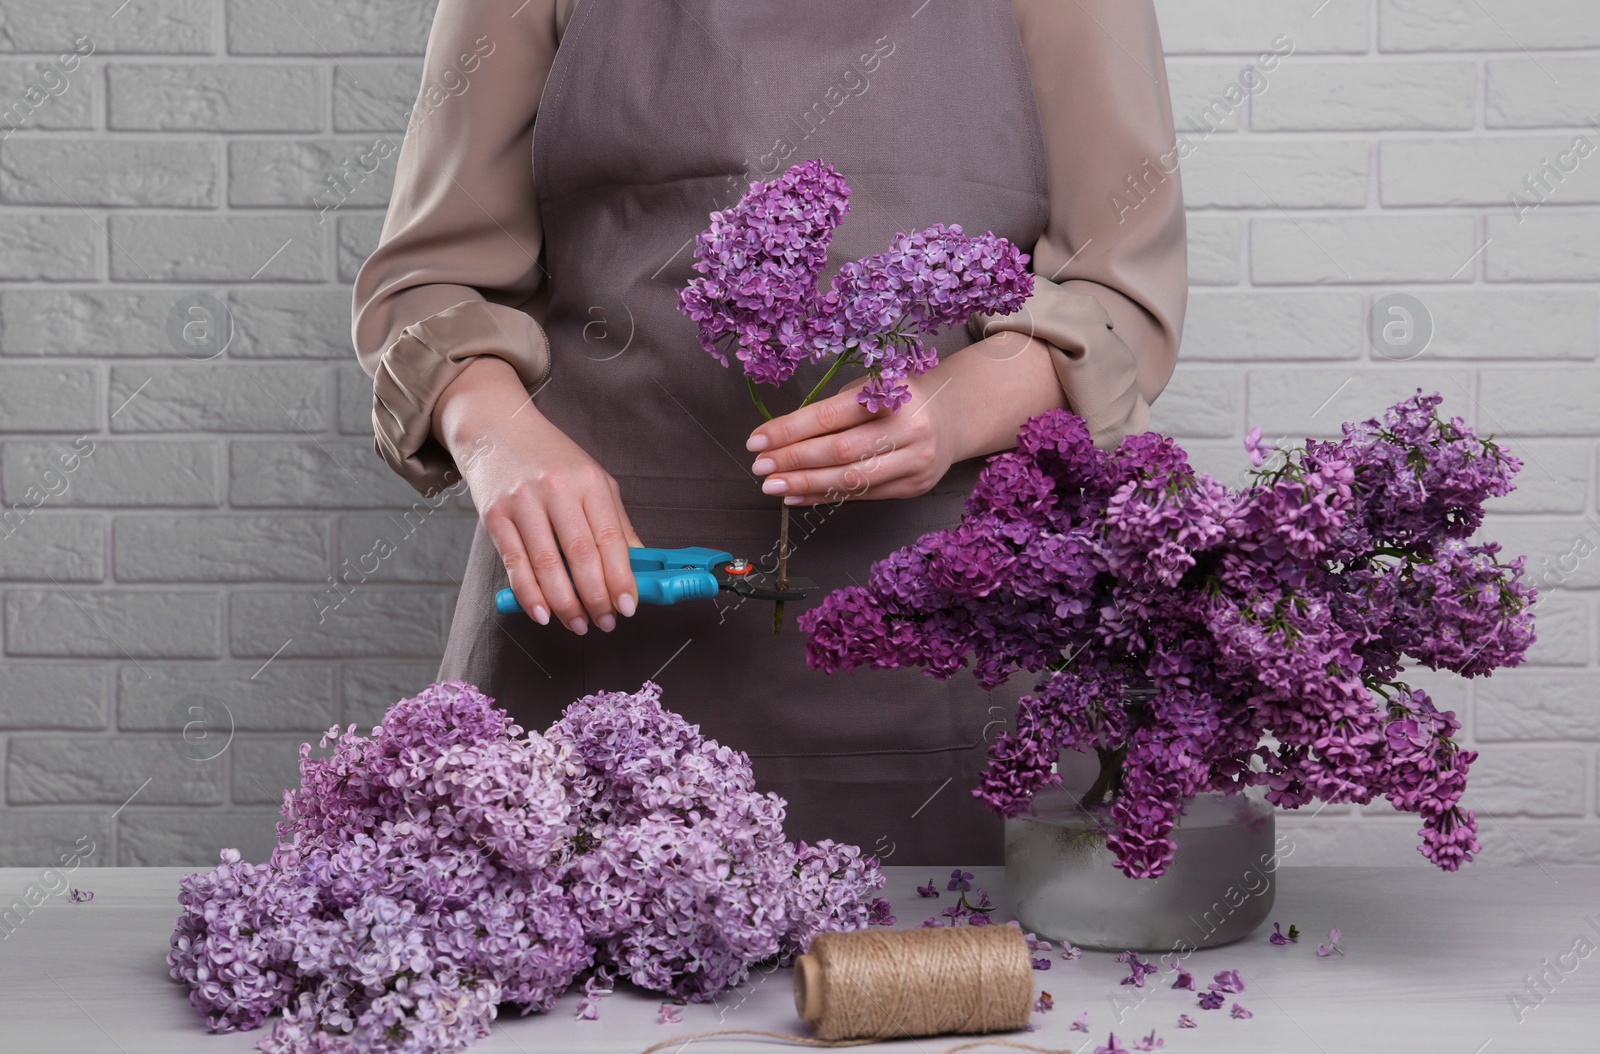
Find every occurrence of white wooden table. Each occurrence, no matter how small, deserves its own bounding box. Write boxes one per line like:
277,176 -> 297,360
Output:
1,865 -> 1596,1053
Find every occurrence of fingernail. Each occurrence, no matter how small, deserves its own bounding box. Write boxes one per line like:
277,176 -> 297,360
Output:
618,593 -> 637,617
568,616 -> 588,635
784,495 -> 805,505
746,433 -> 769,452
597,613 -> 617,633
762,477 -> 788,495
752,458 -> 775,475
532,604 -> 550,625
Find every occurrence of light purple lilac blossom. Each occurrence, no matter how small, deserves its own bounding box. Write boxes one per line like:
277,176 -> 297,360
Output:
800,392 -> 1536,878
167,681 -> 889,1052
679,160 -> 1033,412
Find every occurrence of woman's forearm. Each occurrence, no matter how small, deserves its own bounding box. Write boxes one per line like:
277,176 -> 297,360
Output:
432,354 -> 535,457
935,330 -> 1070,463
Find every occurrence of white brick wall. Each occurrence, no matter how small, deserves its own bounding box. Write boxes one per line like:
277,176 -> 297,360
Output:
0,0 -> 1595,869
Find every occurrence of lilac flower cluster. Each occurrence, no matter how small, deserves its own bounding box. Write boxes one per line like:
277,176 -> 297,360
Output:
800,391 -> 1537,878
808,224 -> 1034,411
678,160 -> 1033,412
678,159 -> 851,387
168,681 -> 889,1052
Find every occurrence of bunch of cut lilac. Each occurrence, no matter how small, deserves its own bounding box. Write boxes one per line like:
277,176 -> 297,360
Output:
800,391 -> 1537,879
168,681 -> 889,1053
677,158 -> 1034,415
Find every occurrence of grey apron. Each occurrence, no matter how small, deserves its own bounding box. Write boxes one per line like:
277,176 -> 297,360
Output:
439,0 -> 1050,865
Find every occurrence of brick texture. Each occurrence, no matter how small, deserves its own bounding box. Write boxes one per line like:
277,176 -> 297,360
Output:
0,0 -> 1594,871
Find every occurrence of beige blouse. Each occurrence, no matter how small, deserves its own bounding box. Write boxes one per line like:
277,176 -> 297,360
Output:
351,0 -> 1187,497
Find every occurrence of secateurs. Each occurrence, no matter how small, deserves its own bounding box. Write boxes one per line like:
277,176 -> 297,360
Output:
494,546 -> 815,614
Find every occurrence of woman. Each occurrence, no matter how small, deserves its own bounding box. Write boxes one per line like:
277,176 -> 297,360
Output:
351,0 -> 1186,865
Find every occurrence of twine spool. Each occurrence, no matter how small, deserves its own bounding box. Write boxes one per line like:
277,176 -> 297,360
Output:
638,925 -> 1075,1054
793,925 -> 1033,1042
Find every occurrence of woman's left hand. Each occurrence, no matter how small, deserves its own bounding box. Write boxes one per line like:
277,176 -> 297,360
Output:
745,372 -> 959,506
746,331 -> 1070,506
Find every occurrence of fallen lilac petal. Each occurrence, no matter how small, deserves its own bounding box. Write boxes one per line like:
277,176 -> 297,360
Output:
1317,927 -> 1345,957
658,1003 -> 683,1025
1269,922 -> 1294,945
67,888 -> 93,904
1231,1003 -> 1252,1020
1033,956 -> 1052,971
1172,966 -> 1194,990
1197,991 -> 1225,1011
1131,1030 -> 1165,1051
1094,1035 -> 1130,1054
1177,1014 -> 1197,1029
1059,940 -> 1083,960
1209,969 -> 1244,994
947,868 -> 974,892
1072,1011 -> 1090,1033
917,878 -> 940,898
1035,991 -> 1055,1014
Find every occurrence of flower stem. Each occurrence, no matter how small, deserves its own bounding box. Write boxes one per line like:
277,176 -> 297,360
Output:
1082,747 -> 1125,808
773,504 -> 791,635
747,376 -> 774,421
799,350 -> 853,409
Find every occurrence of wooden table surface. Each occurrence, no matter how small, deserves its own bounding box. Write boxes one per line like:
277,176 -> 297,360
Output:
1,864 -> 1596,1053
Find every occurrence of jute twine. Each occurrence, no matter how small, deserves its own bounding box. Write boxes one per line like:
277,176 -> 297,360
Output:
638,925 -> 1077,1054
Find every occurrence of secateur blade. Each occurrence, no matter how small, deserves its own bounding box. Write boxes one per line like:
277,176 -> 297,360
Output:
714,557 -> 816,601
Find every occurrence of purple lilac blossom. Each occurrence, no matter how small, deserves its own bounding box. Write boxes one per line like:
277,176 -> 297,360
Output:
1231,1004 -> 1253,1020
677,159 -> 850,386
800,392 -> 1536,878
1177,1014 -> 1197,1029
168,680 -> 888,1051
679,162 -> 1033,412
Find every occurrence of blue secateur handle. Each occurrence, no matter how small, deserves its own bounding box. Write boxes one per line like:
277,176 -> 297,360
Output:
494,546 -> 732,615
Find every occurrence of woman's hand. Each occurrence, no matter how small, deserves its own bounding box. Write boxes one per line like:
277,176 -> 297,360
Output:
746,331 -> 1069,505
744,371 -> 956,505
434,356 -> 642,634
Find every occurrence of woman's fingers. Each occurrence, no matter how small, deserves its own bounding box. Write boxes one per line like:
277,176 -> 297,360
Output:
771,446 -> 931,505
610,477 -> 646,549
585,487 -> 639,620
546,492 -> 618,633
517,499 -> 588,633
482,510 -> 550,625
752,420 -> 894,481
747,387 -> 877,453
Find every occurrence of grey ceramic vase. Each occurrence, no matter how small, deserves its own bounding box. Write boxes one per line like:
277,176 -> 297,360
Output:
1005,785 -> 1280,953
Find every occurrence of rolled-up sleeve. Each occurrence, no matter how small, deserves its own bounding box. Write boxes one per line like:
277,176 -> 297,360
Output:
351,0 -> 570,496
972,0 -> 1188,450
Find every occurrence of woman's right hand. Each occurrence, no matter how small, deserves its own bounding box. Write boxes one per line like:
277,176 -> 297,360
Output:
433,356 -> 641,634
